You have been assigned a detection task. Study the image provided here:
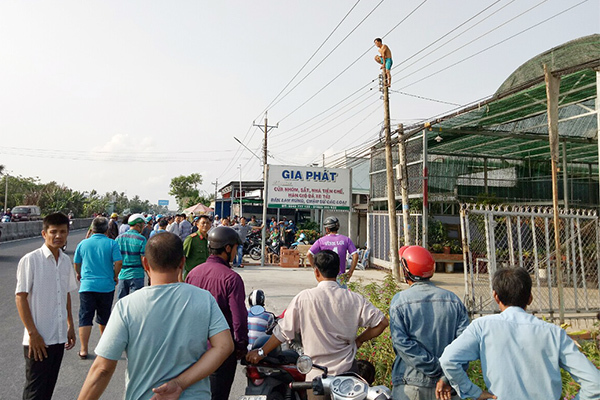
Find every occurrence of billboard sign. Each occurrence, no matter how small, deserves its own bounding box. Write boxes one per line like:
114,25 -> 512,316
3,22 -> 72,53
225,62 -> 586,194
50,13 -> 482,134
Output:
158,200 -> 169,206
266,165 -> 351,210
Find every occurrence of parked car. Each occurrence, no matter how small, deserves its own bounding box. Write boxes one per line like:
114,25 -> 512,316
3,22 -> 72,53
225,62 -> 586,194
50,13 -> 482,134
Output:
11,206 -> 42,222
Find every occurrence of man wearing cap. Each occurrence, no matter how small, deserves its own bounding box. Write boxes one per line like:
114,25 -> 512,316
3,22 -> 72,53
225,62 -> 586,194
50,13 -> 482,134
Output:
186,226 -> 248,400
107,213 -> 119,239
116,213 -> 147,299
180,215 -> 211,281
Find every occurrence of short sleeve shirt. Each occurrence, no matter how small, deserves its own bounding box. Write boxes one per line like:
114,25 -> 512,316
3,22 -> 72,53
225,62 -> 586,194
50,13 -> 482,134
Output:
309,234 -> 358,274
116,229 -> 146,280
95,283 -> 229,400
273,281 -> 384,380
15,244 -> 79,346
74,234 -> 122,293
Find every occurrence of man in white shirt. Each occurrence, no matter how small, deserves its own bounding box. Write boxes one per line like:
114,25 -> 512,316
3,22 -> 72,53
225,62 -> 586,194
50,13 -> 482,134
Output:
15,212 -> 78,400
247,250 -> 388,399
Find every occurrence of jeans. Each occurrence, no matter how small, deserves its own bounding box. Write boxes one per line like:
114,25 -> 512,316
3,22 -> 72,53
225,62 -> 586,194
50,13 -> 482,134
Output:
234,244 -> 244,267
392,384 -> 460,400
117,277 -> 145,299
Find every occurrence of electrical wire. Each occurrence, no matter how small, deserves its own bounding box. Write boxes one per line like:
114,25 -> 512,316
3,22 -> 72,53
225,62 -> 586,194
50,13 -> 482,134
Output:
254,0 -> 364,120
270,81 -> 375,138
266,0 -> 386,116
392,0 -> 508,73
396,0 -> 585,90
275,0 -> 430,124
388,89 -> 462,106
270,89 -> 378,150
273,96 -> 381,151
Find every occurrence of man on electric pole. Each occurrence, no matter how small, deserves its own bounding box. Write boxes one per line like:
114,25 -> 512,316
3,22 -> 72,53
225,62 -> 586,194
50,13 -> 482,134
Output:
374,38 -> 392,86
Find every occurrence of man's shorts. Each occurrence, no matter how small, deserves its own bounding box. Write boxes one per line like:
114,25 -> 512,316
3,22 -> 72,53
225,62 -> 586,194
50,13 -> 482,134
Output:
78,291 -> 115,326
380,57 -> 393,70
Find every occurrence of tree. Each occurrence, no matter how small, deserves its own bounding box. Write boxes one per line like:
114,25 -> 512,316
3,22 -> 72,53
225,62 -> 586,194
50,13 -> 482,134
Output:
169,173 -> 203,210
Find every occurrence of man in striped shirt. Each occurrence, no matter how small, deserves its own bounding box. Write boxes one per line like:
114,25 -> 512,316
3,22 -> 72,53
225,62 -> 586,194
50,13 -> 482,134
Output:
116,213 -> 147,299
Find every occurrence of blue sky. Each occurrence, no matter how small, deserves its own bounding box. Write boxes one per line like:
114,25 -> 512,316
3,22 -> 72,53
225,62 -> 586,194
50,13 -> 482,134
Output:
0,0 -> 597,209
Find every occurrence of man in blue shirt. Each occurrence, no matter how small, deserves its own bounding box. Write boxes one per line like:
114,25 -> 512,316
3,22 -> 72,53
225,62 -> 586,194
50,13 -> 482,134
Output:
78,232 -> 233,400
440,267 -> 600,400
116,213 -> 147,299
74,217 -> 122,359
389,246 -> 469,400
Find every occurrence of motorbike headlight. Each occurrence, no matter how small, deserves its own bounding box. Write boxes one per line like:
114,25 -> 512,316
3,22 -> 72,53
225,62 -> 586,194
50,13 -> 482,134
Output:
296,355 -> 313,374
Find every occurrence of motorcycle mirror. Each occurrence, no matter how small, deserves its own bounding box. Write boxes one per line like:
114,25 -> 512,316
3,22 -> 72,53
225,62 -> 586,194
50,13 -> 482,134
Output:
249,305 -> 265,316
296,355 -> 313,375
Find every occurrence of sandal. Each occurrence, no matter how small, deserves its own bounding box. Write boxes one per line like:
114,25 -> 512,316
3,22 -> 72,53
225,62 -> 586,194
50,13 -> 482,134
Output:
78,352 -> 88,360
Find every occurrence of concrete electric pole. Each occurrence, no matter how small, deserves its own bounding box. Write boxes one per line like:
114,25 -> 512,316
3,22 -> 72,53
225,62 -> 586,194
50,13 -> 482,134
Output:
253,113 -> 278,267
381,73 -> 401,281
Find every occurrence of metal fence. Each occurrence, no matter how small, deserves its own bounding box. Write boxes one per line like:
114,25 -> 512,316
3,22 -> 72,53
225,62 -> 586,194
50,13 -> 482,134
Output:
460,203 -> 600,319
367,212 -> 423,268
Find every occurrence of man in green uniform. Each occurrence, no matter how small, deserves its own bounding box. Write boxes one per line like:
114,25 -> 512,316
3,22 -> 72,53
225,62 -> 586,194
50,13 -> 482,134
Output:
181,215 -> 211,281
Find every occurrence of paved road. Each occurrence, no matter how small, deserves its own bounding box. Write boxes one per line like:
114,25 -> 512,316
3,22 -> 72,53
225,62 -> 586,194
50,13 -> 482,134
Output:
0,230 -> 344,399
0,229 -> 463,399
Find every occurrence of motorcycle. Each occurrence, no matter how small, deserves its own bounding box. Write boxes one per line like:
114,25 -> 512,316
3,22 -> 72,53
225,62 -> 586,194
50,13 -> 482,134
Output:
248,231 -> 282,261
246,230 -> 263,260
290,355 -> 391,400
290,233 -> 308,250
1,215 -> 10,223
241,334 -> 306,400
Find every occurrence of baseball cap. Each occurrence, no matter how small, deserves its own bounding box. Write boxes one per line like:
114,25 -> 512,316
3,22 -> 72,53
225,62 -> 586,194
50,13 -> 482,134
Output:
110,212 -> 118,218
128,213 -> 145,225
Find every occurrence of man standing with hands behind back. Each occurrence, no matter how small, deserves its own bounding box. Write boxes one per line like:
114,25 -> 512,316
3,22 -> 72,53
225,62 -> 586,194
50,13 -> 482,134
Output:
15,213 -> 78,400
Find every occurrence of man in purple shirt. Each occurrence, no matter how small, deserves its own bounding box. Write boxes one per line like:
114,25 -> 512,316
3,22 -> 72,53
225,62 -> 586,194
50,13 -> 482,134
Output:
308,216 -> 358,283
186,226 -> 248,400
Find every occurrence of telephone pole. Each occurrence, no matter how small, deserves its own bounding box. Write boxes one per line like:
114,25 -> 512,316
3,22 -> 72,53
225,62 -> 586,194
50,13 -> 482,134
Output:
211,179 -> 218,215
253,112 -> 278,267
381,72 -> 401,281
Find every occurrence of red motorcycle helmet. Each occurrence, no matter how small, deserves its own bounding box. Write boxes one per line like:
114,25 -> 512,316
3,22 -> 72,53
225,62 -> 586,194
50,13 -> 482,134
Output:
400,245 -> 435,281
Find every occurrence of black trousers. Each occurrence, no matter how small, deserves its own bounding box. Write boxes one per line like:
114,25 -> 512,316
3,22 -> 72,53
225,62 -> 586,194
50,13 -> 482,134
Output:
210,352 -> 237,400
23,343 -> 65,400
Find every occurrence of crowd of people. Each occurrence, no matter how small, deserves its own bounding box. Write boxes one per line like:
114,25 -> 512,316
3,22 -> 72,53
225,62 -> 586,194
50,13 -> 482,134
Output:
13,212 -> 600,400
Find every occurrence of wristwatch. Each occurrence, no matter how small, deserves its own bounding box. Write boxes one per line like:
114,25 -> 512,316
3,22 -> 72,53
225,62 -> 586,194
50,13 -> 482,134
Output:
257,348 -> 265,357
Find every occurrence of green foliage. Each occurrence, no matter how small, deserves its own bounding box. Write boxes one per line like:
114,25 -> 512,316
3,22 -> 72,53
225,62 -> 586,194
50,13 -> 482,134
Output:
428,218 -> 447,249
298,220 -> 320,231
349,277 -> 600,397
295,229 -> 320,243
0,172 -> 165,217
169,173 -> 203,210
349,274 -> 402,387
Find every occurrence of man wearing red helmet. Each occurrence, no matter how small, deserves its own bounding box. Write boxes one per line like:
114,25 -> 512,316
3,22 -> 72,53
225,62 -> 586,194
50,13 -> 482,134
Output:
389,246 -> 469,400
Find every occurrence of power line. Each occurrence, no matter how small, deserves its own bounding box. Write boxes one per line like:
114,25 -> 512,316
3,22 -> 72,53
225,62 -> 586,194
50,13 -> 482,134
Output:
388,89 -> 462,106
254,0 -> 364,119
276,0 -> 430,124
398,0 -> 588,91
306,104 -> 382,165
270,89 -> 377,149
270,81 -> 374,138
273,96 -> 381,151
391,0 -> 512,74
266,0 -> 386,116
